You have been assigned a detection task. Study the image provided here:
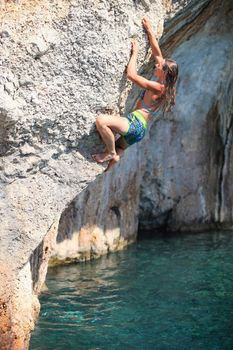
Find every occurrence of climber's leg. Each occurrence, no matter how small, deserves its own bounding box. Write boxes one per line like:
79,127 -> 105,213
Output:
92,114 -> 129,163
104,146 -> 125,172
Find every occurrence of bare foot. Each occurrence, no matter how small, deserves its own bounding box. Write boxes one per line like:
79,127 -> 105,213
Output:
104,156 -> 120,172
92,151 -> 118,163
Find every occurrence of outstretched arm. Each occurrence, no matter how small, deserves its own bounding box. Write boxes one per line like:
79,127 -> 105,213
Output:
142,16 -> 164,64
127,39 -> 164,93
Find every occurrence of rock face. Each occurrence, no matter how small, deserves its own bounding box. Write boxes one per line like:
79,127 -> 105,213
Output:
0,0 -> 170,348
50,0 -> 233,269
139,0 -> 233,231
1,0 -> 232,348
50,149 -> 141,265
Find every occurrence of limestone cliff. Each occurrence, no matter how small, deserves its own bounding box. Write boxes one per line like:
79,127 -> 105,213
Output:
1,0 -> 232,348
50,0 -> 233,268
0,0 -> 172,348
139,0 -> 233,231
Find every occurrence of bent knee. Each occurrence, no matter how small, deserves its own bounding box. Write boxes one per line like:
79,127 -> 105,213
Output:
96,115 -> 106,128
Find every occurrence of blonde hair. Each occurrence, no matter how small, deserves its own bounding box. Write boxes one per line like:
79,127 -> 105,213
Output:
161,59 -> 179,113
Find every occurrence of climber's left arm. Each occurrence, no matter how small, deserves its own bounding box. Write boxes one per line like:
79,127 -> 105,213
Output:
127,39 -> 163,93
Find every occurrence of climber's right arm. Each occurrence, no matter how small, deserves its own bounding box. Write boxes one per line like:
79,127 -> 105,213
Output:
142,16 -> 164,64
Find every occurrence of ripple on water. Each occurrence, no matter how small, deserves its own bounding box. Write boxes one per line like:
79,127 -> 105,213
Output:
30,231 -> 233,350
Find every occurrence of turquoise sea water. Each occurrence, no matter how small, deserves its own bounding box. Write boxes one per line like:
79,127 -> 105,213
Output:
30,231 -> 233,350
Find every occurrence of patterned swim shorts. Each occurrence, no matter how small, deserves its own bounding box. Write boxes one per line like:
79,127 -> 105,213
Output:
123,111 -> 148,146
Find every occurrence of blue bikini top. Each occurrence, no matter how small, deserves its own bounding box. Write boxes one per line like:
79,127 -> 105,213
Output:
140,75 -> 162,118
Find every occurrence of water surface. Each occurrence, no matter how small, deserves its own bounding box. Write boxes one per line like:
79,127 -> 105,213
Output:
30,231 -> 233,350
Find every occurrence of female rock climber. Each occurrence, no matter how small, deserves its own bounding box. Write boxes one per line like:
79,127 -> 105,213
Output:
92,16 -> 179,171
